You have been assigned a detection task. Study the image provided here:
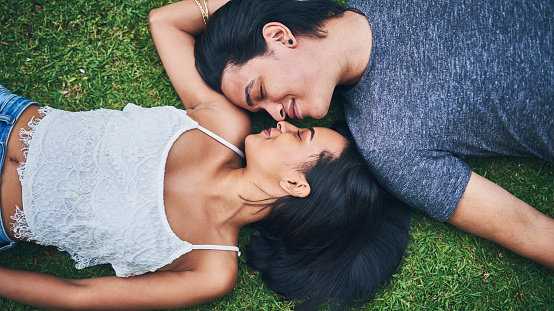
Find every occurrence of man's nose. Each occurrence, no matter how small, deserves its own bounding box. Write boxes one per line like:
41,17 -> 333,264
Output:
266,103 -> 285,121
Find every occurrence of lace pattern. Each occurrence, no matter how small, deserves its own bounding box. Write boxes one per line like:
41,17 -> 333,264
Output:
12,107 -> 52,242
11,206 -> 33,241
13,104 -> 200,277
16,107 -> 51,183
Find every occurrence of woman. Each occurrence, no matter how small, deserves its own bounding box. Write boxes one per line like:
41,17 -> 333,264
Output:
0,2 -> 411,311
0,84 -> 349,309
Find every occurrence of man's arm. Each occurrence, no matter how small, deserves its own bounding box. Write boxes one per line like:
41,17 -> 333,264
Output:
447,172 -> 554,269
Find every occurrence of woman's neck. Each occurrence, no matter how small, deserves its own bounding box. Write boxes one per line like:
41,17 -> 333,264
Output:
206,167 -> 273,229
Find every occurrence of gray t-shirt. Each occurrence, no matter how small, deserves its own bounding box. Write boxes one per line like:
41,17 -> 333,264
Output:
342,0 -> 554,221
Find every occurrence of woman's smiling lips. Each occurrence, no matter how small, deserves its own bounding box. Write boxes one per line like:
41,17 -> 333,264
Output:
263,128 -> 272,139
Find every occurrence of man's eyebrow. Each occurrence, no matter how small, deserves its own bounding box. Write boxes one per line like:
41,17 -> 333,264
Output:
308,127 -> 315,141
245,80 -> 254,107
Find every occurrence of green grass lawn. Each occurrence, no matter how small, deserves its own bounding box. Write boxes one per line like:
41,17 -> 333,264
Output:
1,0 -> 553,310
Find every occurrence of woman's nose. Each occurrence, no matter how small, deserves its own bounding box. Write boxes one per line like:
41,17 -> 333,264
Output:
277,121 -> 299,132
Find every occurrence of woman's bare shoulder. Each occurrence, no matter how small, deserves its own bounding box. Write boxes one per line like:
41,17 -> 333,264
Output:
186,101 -> 252,153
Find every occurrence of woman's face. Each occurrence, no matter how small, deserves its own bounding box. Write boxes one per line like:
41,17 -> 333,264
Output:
245,121 -> 348,197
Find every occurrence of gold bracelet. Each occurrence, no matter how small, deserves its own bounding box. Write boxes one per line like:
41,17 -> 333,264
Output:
194,0 -> 209,26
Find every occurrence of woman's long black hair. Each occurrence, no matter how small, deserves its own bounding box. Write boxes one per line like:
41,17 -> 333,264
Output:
246,121 -> 412,310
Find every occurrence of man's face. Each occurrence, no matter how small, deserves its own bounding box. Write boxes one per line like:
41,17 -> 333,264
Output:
221,51 -> 333,121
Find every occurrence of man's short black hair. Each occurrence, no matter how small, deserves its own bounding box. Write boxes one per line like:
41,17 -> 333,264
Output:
195,0 -> 344,93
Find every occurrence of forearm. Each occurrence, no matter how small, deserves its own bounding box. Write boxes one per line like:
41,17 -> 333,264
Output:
525,217 -> 554,269
149,0 -> 230,108
149,0 -> 229,35
0,266 -> 83,310
447,172 -> 554,269
451,207 -> 554,269
0,265 -> 234,310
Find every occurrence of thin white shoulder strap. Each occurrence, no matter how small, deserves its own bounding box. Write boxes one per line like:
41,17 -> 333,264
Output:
196,125 -> 245,160
176,109 -> 245,160
191,245 -> 241,256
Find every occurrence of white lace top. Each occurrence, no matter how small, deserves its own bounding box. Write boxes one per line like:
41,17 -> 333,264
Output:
13,104 -> 242,277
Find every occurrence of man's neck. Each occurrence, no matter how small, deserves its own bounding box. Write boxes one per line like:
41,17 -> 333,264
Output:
327,10 -> 373,87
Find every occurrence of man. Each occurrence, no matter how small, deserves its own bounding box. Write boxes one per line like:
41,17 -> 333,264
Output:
195,0 -> 554,269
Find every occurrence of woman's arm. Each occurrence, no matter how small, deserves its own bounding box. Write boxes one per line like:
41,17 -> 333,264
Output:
0,261 -> 237,310
149,0 -> 230,110
149,0 -> 251,152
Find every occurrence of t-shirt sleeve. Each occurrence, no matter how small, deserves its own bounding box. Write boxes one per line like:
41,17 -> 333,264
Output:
366,148 -> 472,222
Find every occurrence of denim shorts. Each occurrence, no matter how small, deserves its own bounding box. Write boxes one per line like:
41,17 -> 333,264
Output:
0,84 -> 40,251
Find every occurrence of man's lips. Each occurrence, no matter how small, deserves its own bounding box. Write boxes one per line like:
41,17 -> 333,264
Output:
288,99 -> 301,119
263,128 -> 271,138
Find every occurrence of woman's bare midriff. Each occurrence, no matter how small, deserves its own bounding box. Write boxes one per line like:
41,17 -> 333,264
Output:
0,104 -> 42,241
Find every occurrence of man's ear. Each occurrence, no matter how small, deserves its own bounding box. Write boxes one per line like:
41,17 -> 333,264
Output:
279,177 -> 311,198
262,22 -> 297,47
